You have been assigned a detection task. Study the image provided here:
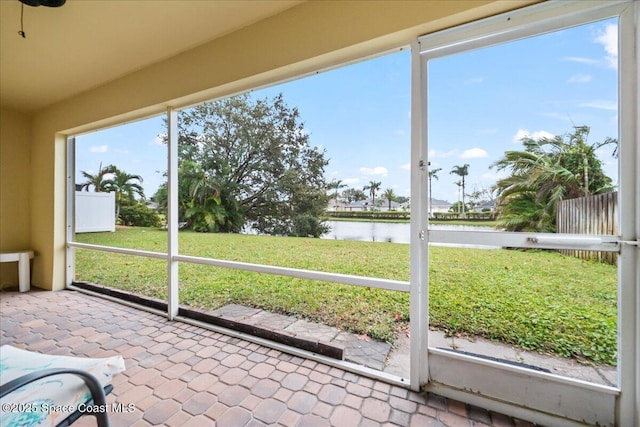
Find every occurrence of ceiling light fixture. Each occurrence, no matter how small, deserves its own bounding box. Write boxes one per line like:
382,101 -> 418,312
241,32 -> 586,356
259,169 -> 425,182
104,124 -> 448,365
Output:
19,0 -> 66,7
18,0 -> 66,38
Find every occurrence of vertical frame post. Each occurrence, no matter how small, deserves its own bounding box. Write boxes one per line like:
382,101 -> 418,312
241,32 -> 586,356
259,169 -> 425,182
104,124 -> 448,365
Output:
167,108 -> 179,319
409,39 -> 429,390
65,137 -> 76,288
617,2 -> 639,424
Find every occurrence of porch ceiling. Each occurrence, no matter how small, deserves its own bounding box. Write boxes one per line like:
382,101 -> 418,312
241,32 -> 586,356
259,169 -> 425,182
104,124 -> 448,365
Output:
0,0 -> 302,113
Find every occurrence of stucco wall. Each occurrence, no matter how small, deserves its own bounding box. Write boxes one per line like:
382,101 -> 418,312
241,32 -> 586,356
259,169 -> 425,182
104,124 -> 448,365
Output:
0,108 -> 31,287
22,1 -> 534,289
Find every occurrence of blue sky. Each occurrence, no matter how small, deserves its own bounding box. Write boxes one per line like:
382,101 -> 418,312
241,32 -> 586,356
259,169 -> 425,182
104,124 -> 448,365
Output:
76,17 -> 618,204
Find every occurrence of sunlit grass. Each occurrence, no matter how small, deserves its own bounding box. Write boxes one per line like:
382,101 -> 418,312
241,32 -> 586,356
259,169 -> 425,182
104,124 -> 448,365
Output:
75,226 -> 617,365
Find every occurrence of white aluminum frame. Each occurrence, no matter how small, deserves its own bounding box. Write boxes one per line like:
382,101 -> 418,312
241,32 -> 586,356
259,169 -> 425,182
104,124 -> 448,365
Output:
63,1 -> 638,424
414,1 -> 638,425
616,2 -> 639,424
65,137 -> 76,288
65,103 -> 411,384
167,108 -> 179,320
409,38 -> 429,391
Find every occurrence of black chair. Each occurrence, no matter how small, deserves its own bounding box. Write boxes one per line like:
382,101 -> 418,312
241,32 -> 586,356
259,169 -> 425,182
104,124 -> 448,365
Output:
0,368 -> 112,427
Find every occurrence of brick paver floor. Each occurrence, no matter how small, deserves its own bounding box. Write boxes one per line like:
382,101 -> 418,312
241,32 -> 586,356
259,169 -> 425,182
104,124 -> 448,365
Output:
0,290 -> 536,426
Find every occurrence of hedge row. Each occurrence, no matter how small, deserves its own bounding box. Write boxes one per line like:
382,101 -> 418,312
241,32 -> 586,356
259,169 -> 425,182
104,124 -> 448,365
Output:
327,211 -> 410,220
431,212 -> 496,220
327,211 -> 496,221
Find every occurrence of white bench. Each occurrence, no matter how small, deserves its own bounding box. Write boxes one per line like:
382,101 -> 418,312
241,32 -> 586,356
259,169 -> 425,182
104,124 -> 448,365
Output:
0,250 -> 34,292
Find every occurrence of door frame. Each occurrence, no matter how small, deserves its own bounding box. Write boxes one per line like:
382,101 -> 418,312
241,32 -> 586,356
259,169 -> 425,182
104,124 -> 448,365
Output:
410,1 -> 638,425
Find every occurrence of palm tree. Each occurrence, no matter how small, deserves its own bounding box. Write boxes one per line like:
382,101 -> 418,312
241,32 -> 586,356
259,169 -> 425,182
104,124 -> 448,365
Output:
491,126 -> 616,231
79,162 -> 117,192
454,180 -> 463,213
103,168 -> 145,221
177,160 -> 244,232
450,164 -> 469,217
565,125 -> 617,196
383,188 -> 396,210
327,179 -> 347,209
428,168 -> 442,217
363,181 -> 381,211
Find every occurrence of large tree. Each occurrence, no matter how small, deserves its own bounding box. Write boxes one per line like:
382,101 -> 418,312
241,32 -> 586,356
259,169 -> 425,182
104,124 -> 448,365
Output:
327,179 -> 347,209
341,188 -> 367,203
363,181 -> 382,211
491,126 -> 616,232
103,168 -> 145,221
428,167 -> 442,217
163,93 -> 329,236
79,163 -> 117,192
383,188 -> 397,210
450,164 -> 470,217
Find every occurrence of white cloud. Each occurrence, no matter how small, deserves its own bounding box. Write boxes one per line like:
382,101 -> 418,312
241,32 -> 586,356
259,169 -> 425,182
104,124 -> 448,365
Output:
400,163 -> 411,171
89,145 -> 108,153
563,56 -> 600,66
513,129 -> 555,143
594,23 -> 618,69
567,73 -> 592,83
360,166 -> 388,176
460,148 -> 488,159
579,101 -> 617,111
429,149 -> 457,159
563,24 -> 618,70
395,129 -> 407,136
343,178 -> 360,185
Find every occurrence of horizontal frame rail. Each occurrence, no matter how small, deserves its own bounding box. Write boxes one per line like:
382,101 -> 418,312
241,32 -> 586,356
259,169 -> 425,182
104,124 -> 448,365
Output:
174,254 -> 410,292
427,230 -> 620,252
68,242 -> 169,260
67,242 -> 410,292
428,348 -> 619,427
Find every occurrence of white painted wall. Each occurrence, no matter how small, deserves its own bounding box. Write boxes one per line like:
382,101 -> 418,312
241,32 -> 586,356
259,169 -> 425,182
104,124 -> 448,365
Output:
75,191 -> 115,233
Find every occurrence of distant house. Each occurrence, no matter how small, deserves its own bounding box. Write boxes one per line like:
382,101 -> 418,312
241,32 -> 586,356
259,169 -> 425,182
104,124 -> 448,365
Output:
379,200 -> 402,211
430,198 -> 452,213
329,198 -> 407,212
327,198 -> 370,211
327,198 -> 350,211
474,201 -> 496,211
344,200 -> 369,211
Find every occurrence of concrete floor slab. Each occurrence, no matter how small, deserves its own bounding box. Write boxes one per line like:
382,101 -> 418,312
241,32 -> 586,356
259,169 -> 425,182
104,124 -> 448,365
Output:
208,304 -> 260,321
284,319 -> 340,342
245,310 -> 297,330
333,332 -> 390,370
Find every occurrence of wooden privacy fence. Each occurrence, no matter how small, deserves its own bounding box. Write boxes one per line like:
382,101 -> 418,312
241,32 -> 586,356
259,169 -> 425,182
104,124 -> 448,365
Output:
556,191 -> 618,264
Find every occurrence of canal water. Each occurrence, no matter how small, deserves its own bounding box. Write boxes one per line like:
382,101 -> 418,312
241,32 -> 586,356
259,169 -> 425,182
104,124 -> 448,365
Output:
322,220 -> 497,244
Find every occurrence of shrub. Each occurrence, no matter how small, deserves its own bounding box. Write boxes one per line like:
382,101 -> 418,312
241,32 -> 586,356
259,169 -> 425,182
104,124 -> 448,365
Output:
119,202 -> 162,227
292,214 -> 330,238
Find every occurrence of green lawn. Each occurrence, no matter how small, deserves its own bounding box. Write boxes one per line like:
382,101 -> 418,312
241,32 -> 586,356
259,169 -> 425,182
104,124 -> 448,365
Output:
75,227 -> 617,365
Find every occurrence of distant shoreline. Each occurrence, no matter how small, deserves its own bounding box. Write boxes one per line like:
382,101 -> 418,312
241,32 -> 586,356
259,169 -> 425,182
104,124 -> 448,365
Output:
325,217 -> 498,227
